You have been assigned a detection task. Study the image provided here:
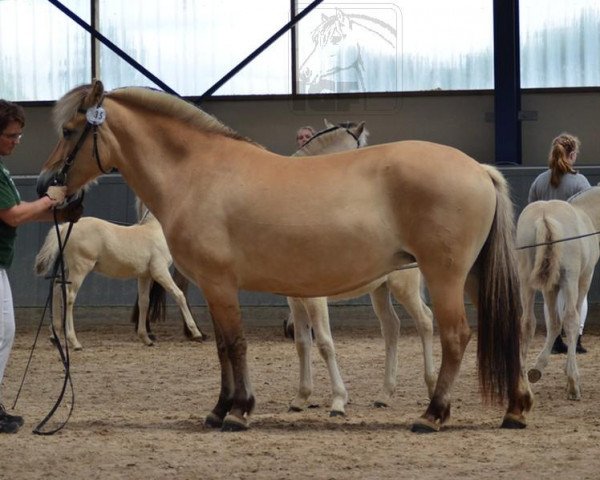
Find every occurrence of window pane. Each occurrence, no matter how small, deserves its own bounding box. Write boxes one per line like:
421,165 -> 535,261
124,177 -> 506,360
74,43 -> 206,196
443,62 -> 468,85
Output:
99,0 -> 290,96
0,0 -> 91,101
296,0 -> 493,93
520,0 -> 600,88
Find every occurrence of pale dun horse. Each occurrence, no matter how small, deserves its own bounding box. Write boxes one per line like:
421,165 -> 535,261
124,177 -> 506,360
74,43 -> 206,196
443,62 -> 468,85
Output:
286,120 -> 435,415
34,202 -> 204,350
517,186 -> 600,400
37,80 -> 532,432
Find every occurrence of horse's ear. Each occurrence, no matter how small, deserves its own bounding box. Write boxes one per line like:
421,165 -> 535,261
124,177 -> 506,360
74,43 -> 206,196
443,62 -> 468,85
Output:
351,121 -> 365,137
84,79 -> 105,108
353,121 -> 369,146
324,118 -> 335,128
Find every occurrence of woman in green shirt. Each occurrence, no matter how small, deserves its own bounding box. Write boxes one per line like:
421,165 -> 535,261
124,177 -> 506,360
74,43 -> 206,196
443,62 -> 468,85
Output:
0,100 -> 67,433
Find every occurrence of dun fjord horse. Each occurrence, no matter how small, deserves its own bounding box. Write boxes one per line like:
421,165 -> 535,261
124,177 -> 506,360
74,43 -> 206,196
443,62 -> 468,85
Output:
37,80 -> 532,432
517,186 -> 600,400
286,120 -> 435,414
34,201 -> 204,349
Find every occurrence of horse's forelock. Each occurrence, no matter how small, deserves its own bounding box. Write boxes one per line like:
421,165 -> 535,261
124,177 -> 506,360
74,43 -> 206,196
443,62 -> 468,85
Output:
52,84 -> 92,134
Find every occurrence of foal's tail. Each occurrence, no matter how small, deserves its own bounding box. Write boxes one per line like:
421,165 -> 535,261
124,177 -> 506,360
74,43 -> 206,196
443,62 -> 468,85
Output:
475,165 -> 522,405
34,226 -> 65,276
530,216 -> 562,290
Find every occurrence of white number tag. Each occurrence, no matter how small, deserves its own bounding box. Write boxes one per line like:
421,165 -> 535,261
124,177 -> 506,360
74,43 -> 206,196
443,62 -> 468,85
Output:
86,106 -> 106,126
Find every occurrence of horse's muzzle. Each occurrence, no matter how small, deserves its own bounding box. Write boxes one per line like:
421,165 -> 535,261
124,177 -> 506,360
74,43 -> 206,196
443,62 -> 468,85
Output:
36,170 -> 81,207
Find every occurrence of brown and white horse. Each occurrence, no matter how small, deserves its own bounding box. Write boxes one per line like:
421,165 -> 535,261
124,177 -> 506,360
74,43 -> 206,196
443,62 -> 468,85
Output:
517,186 -> 600,400
37,80 -> 532,432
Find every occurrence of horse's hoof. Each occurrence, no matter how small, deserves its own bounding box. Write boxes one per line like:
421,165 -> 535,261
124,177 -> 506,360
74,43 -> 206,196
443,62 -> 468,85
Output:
329,410 -> 345,417
148,334 -> 157,342
204,412 -> 223,429
500,413 -> 527,429
73,346 -> 83,351
191,335 -> 204,343
527,368 -> 542,384
221,414 -> 248,432
411,418 -> 440,433
288,405 -> 303,412
373,400 -> 389,408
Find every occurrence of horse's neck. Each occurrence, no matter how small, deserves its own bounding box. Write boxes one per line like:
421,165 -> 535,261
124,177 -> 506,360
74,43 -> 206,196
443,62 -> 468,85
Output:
295,134 -> 356,157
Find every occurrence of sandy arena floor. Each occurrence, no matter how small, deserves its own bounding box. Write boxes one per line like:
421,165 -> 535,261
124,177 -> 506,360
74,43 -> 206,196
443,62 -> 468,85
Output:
1,306 -> 599,480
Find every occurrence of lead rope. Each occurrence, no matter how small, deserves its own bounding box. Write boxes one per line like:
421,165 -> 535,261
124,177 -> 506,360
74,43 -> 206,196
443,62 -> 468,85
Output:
10,195 -> 83,435
32,210 -> 77,435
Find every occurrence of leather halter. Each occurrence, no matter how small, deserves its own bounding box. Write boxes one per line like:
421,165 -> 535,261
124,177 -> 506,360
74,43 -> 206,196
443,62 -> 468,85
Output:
300,125 -> 361,150
54,96 -> 111,186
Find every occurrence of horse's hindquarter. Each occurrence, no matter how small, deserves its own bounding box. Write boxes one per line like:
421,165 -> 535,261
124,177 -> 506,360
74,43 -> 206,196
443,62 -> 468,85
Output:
172,140 -> 497,297
517,201 -> 600,279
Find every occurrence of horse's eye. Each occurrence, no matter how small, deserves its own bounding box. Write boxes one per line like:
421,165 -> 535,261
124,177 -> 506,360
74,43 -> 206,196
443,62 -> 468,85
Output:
62,128 -> 73,139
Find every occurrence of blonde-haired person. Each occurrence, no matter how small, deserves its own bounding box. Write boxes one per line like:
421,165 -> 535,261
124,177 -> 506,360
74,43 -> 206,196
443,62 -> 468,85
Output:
528,132 -> 591,354
295,125 -> 316,149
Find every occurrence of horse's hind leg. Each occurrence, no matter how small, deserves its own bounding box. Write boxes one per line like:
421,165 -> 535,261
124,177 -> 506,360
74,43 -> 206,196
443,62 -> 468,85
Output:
136,276 -> 155,346
387,270 -> 436,399
287,297 -> 316,412
518,284 -> 539,383
153,269 -> 204,341
52,279 -> 83,351
530,288 -> 561,382
412,278 -> 470,433
368,283 -> 400,407
172,267 -> 201,339
563,284 -> 584,400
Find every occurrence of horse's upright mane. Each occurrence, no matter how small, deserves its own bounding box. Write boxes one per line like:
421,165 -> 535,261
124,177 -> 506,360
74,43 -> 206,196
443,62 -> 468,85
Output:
54,84 -> 255,144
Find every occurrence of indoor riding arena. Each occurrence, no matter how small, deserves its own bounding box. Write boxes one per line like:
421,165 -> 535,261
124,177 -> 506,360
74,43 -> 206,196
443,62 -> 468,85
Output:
1,1 -> 600,479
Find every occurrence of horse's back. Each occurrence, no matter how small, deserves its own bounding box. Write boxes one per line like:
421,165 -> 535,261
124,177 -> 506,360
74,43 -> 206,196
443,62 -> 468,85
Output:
201,140 -> 499,296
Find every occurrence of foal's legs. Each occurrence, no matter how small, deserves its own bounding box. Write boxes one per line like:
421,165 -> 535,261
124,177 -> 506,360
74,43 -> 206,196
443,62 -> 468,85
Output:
151,267 -> 203,341
51,280 -> 83,351
136,276 -> 155,346
368,283 -> 401,407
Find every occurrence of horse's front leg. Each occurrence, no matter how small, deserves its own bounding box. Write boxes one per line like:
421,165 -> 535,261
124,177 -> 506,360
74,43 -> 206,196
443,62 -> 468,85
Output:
302,297 -> 348,416
204,286 -> 254,431
388,270 -> 436,399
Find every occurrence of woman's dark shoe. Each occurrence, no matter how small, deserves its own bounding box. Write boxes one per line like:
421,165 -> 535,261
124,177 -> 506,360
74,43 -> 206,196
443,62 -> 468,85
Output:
576,335 -> 587,354
0,404 -> 24,427
551,335 -> 568,354
0,417 -> 20,433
